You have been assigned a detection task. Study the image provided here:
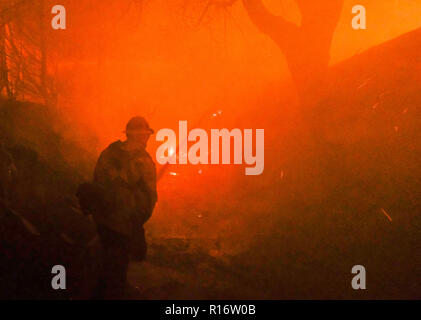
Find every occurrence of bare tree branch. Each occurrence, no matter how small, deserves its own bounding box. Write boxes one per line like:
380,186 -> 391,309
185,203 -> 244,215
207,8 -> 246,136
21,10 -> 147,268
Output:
242,0 -> 344,106
242,0 -> 298,49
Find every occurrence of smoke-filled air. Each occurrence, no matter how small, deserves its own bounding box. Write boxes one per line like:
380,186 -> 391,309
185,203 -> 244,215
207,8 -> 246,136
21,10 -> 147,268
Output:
0,0 -> 420,299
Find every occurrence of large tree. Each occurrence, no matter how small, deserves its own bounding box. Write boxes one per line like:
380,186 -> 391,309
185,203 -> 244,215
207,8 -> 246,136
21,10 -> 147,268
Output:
242,0 -> 344,108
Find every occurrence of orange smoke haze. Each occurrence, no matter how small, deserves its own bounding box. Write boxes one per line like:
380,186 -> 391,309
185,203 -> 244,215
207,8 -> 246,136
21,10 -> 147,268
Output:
51,0 -> 421,149
45,0 -> 421,243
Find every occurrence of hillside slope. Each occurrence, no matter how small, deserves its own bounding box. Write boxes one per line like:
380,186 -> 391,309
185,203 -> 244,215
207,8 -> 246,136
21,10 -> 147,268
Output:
130,28 -> 421,299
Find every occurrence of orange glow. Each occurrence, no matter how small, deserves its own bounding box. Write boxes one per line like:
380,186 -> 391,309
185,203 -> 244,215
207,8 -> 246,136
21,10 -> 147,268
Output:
52,0 -> 421,147
47,0 -> 421,244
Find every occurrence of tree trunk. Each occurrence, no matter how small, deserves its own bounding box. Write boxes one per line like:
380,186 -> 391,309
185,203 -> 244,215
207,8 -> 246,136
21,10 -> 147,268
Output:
242,0 -> 343,109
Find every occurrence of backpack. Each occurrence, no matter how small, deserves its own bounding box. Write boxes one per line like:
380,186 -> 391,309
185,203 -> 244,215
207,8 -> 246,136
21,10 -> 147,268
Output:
76,182 -> 114,217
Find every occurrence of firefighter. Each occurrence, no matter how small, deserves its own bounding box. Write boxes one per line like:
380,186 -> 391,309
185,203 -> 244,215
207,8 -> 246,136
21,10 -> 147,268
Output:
91,116 -> 157,299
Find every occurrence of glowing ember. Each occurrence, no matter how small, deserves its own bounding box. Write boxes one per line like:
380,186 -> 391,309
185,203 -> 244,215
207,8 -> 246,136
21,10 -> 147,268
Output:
357,78 -> 370,89
380,208 -> 393,222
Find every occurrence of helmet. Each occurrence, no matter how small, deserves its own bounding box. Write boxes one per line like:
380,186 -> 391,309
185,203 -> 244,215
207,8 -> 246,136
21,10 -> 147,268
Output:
125,116 -> 154,135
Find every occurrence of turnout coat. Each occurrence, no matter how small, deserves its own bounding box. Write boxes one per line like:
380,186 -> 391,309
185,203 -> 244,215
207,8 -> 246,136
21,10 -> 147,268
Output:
93,141 -> 157,237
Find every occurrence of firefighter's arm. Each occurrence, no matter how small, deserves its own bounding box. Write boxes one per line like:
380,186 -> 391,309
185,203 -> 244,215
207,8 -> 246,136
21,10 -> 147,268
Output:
137,157 -> 157,224
148,158 -> 157,207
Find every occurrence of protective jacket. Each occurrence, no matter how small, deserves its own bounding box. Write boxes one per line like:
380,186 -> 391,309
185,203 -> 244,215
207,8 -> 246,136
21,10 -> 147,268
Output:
93,141 -> 157,236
